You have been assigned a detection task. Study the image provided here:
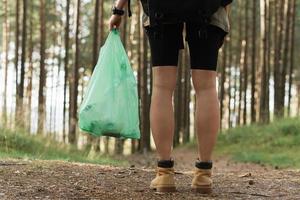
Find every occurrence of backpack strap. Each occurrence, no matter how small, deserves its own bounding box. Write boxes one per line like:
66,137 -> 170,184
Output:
128,0 -> 132,17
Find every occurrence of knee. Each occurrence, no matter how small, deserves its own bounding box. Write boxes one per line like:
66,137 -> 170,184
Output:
192,76 -> 217,94
152,81 -> 177,95
151,66 -> 177,96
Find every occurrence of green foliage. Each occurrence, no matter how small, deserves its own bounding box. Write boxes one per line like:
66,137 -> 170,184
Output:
215,117 -> 300,168
0,128 -> 127,166
183,117 -> 300,169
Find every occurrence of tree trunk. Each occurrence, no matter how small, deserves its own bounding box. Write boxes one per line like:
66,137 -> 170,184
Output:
2,0 -> 9,127
98,0 -> 104,47
15,0 -> 20,127
25,0 -> 34,133
63,0 -> 70,143
259,0 -> 270,123
88,0 -> 102,154
243,0 -> 249,125
266,0 -> 271,121
228,34 -> 233,128
287,0 -> 296,115
54,38 -> 63,139
69,0 -> 81,145
238,42 -> 245,125
49,19 -> 57,135
17,0 -> 28,128
251,0 -> 257,123
281,0 -> 292,117
233,42 -> 239,126
220,38 -> 227,130
237,0 -> 244,126
37,0 -> 47,135
139,0 -> 151,153
273,0 -> 285,118
98,0 -> 108,154
92,0 -> 100,70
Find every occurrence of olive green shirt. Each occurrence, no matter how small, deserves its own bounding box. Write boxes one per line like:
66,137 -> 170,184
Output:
142,6 -> 230,33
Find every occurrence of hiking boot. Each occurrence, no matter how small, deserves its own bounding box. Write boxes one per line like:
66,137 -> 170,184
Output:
150,159 -> 176,192
191,160 -> 213,194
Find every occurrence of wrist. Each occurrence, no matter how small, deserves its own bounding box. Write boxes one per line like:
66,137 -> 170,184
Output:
112,6 -> 125,16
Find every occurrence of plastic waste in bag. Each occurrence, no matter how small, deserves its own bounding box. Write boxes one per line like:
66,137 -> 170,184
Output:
79,30 -> 140,139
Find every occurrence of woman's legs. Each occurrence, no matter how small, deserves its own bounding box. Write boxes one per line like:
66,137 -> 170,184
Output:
150,66 -> 178,160
191,69 -> 220,162
150,67 -> 219,161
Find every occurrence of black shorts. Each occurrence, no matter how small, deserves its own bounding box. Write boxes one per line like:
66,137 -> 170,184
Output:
144,23 -> 227,71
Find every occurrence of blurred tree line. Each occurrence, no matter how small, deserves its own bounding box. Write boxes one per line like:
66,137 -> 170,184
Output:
0,0 -> 299,155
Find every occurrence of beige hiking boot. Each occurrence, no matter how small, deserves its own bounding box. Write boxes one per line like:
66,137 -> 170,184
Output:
150,166 -> 176,192
191,162 -> 213,194
150,158 -> 176,193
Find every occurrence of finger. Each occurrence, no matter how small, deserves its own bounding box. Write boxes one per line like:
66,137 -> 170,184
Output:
110,23 -> 114,30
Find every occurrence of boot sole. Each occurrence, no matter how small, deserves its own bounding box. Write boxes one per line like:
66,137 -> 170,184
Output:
151,186 -> 177,193
192,186 -> 212,194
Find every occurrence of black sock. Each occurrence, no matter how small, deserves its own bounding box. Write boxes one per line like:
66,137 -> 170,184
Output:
195,159 -> 213,169
157,159 -> 174,168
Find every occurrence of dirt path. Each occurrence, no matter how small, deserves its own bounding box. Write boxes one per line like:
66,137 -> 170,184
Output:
0,147 -> 299,199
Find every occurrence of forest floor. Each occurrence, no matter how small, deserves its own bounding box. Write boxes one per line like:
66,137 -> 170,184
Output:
0,146 -> 300,200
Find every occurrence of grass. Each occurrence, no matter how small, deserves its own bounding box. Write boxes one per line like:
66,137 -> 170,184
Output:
0,127 -> 127,166
184,117 -> 300,169
216,117 -> 300,168
2,117 -> 299,169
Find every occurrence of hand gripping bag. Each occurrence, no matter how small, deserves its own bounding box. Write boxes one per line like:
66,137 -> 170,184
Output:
79,30 -> 140,139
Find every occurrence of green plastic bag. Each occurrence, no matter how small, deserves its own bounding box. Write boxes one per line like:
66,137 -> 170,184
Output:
79,30 -> 140,139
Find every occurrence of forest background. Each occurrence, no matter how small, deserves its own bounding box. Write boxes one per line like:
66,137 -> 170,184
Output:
0,0 -> 299,159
